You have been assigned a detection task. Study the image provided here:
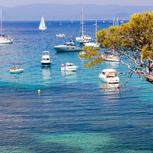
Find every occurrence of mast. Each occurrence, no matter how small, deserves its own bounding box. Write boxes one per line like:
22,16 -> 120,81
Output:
0,9 -> 2,36
95,20 -> 98,42
81,8 -> 84,36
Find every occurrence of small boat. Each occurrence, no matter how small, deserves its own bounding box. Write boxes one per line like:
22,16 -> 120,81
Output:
102,50 -> 120,62
54,41 -> 82,52
84,42 -> 100,48
39,16 -> 47,31
103,54 -> 120,62
9,66 -> 24,74
99,69 -> 119,84
76,35 -> 92,44
56,33 -> 65,38
41,51 -> 51,66
0,35 -> 13,44
61,63 -> 78,71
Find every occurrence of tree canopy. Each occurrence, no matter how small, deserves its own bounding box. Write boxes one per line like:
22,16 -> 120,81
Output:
80,12 -> 153,83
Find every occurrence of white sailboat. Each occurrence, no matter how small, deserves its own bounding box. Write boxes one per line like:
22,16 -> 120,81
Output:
84,20 -> 100,48
76,8 -> 92,43
39,16 -> 47,31
0,9 -> 13,44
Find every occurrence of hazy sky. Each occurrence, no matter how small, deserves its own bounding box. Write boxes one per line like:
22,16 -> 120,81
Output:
1,0 -> 153,7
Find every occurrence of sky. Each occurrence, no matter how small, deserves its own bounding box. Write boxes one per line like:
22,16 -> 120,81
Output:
1,0 -> 153,7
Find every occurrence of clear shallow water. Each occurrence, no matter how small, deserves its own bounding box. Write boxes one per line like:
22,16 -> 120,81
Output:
0,21 -> 153,153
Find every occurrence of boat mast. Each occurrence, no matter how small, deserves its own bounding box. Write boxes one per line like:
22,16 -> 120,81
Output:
95,20 -> 98,42
81,8 -> 84,36
0,9 -> 2,36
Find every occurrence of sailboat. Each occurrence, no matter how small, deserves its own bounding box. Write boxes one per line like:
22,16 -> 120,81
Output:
84,20 -> 100,48
39,16 -> 47,31
75,8 -> 92,44
0,9 -> 13,44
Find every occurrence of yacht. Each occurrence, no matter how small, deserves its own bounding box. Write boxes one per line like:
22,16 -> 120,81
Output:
41,51 -> 51,66
99,69 -> 119,84
39,16 -> 47,31
0,10 -> 13,44
75,8 -> 92,44
61,63 -> 78,72
54,41 -> 82,52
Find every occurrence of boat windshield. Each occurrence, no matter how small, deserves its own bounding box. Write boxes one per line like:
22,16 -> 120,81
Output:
105,72 -> 117,78
42,51 -> 49,55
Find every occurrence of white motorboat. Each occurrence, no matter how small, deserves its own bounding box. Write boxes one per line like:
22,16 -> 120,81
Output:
41,51 -> 51,66
9,66 -> 24,74
99,69 -> 119,84
0,10 -> 13,44
75,8 -> 92,44
54,41 -> 82,52
56,33 -> 65,38
61,63 -> 78,71
39,16 -> 47,31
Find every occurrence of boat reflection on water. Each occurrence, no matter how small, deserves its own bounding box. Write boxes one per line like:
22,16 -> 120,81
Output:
61,70 -> 77,84
100,83 -> 120,93
41,67 -> 51,81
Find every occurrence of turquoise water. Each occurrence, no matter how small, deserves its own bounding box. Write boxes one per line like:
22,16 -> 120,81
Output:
0,21 -> 153,153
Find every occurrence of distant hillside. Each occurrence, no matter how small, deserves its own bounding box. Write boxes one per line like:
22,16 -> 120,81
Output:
1,4 -> 153,21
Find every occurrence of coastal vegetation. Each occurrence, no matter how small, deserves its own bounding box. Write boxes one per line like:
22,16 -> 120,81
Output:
81,12 -> 153,84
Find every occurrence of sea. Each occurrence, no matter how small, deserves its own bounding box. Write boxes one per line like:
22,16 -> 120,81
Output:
0,20 -> 153,153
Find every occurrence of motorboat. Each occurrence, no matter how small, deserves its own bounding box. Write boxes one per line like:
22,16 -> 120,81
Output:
9,66 -> 24,74
61,63 -> 78,71
54,41 -> 82,52
41,51 -> 51,66
75,8 -> 92,44
56,33 -> 65,38
39,16 -> 47,31
0,10 -> 13,44
99,69 -> 119,84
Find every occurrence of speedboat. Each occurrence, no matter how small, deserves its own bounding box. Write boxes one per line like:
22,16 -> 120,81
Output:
56,33 -> 65,38
41,51 -> 51,66
9,66 -> 24,74
54,41 -> 82,52
99,69 -> 119,84
61,63 -> 78,71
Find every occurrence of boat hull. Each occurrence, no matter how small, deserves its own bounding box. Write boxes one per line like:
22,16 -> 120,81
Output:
54,46 -> 82,52
99,74 -> 120,84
